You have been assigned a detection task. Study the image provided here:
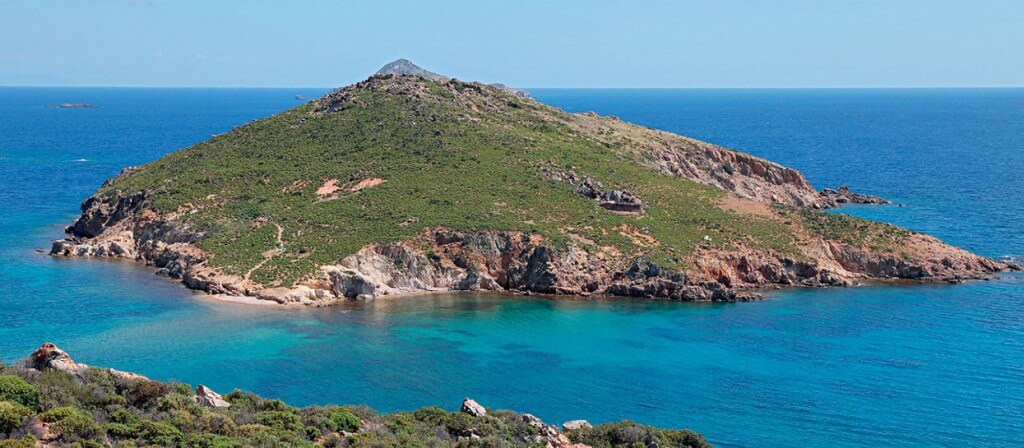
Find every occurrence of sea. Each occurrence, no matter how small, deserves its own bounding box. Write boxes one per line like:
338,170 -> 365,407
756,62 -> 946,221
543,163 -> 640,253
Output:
0,87 -> 1022,448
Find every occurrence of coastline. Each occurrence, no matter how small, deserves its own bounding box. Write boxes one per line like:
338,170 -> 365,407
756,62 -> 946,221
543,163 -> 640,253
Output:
48,243 -> 1020,309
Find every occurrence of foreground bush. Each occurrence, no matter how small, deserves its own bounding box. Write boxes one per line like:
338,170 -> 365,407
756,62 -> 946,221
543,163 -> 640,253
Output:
0,362 -> 711,448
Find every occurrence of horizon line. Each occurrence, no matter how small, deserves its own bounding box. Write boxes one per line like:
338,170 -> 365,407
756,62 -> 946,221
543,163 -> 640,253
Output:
2,84 -> 1024,90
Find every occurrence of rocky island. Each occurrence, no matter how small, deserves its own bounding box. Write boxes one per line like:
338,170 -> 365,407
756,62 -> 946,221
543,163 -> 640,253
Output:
0,343 -> 710,447
50,60 -> 1018,305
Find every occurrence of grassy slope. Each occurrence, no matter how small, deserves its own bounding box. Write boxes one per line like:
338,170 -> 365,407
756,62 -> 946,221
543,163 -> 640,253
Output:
0,365 -> 711,448
103,76 -> 908,288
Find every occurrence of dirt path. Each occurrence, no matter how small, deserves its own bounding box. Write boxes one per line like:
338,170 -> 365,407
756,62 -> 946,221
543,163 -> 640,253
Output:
245,222 -> 284,280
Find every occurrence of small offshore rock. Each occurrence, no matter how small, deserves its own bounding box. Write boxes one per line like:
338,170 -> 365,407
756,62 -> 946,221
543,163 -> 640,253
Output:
563,420 -> 592,431
461,397 -> 486,416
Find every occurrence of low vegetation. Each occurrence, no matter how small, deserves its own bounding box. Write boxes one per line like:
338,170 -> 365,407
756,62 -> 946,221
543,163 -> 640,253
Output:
0,363 -> 711,448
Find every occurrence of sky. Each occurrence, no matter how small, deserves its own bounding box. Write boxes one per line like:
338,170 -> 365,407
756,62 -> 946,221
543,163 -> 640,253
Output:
1,0 -> 1022,88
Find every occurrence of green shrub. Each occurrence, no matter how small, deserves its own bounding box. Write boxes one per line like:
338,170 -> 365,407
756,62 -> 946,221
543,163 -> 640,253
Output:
179,432 -> 245,448
325,407 -> 360,432
411,406 -> 449,426
0,376 -> 39,409
0,401 -> 33,435
137,419 -> 184,446
103,422 -> 137,439
171,382 -> 193,395
199,412 -> 238,436
254,410 -> 303,432
52,412 -> 105,444
34,370 -> 88,409
223,389 -> 260,410
0,434 -> 37,448
255,398 -> 292,413
568,420 -> 712,448
444,412 -> 473,436
125,380 -> 170,408
109,407 -> 140,425
39,406 -> 78,423
157,392 -> 202,413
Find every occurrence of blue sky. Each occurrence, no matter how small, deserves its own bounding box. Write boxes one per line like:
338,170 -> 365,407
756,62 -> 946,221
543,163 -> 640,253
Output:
1,0 -> 1021,88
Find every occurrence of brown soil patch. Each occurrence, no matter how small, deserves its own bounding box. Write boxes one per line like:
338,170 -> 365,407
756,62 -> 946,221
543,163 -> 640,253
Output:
316,179 -> 341,196
717,195 -> 775,217
350,177 -> 387,192
614,224 -> 661,248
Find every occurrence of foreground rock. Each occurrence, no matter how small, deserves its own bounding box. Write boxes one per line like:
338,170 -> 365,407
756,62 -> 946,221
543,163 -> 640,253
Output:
195,384 -> 231,408
564,420 -> 593,431
461,397 -> 486,416
16,342 -> 147,381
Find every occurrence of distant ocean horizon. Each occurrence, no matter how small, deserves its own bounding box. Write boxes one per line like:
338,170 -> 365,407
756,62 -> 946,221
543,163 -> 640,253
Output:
1,86 -> 1021,447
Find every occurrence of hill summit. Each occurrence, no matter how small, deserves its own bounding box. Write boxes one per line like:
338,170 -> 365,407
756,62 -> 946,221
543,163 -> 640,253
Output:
51,63 -> 1015,305
377,58 -> 531,98
376,58 -> 448,82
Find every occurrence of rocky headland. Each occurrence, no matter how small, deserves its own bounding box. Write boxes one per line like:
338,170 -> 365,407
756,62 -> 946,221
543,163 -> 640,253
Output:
50,61 -> 1018,305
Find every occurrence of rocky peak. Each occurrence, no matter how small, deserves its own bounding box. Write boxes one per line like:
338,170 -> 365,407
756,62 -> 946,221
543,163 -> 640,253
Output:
376,59 -> 449,82
375,58 -> 530,98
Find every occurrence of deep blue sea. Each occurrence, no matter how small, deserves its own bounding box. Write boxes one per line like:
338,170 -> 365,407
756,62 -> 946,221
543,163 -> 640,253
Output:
1,87 -> 1022,448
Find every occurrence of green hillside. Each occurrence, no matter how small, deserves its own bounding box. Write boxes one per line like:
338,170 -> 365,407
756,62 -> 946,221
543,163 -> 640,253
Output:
100,74 -> 850,288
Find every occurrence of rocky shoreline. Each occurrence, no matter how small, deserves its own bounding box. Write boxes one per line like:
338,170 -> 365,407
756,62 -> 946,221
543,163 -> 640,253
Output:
50,186 -> 1016,306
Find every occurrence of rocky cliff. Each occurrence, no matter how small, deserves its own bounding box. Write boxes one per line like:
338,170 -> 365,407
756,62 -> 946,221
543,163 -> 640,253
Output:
50,64 -> 1017,305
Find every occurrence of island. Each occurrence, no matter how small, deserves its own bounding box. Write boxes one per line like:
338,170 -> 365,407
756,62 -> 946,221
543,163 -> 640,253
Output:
0,343 -> 710,447
50,60 -> 1018,305
46,103 -> 100,109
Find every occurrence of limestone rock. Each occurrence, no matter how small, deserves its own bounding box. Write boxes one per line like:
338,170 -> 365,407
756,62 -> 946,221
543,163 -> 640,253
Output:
195,385 -> 231,408
17,343 -> 84,375
17,342 -> 148,381
562,420 -> 592,431
461,398 -> 486,416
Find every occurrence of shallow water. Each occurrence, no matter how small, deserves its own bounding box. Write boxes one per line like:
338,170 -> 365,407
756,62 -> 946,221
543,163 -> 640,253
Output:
1,87 -> 1022,447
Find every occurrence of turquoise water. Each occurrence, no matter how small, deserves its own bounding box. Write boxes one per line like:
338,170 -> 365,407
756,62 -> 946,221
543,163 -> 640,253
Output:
1,88 -> 1022,447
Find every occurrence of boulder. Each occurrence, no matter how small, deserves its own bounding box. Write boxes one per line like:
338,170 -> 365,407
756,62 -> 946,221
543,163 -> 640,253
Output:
18,342 -> 83,375
563,420 -> 592,431
461,398 -> 486,416
195,385 -> 231,408
522,413 -> 545,428
16,342 -> 148,381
